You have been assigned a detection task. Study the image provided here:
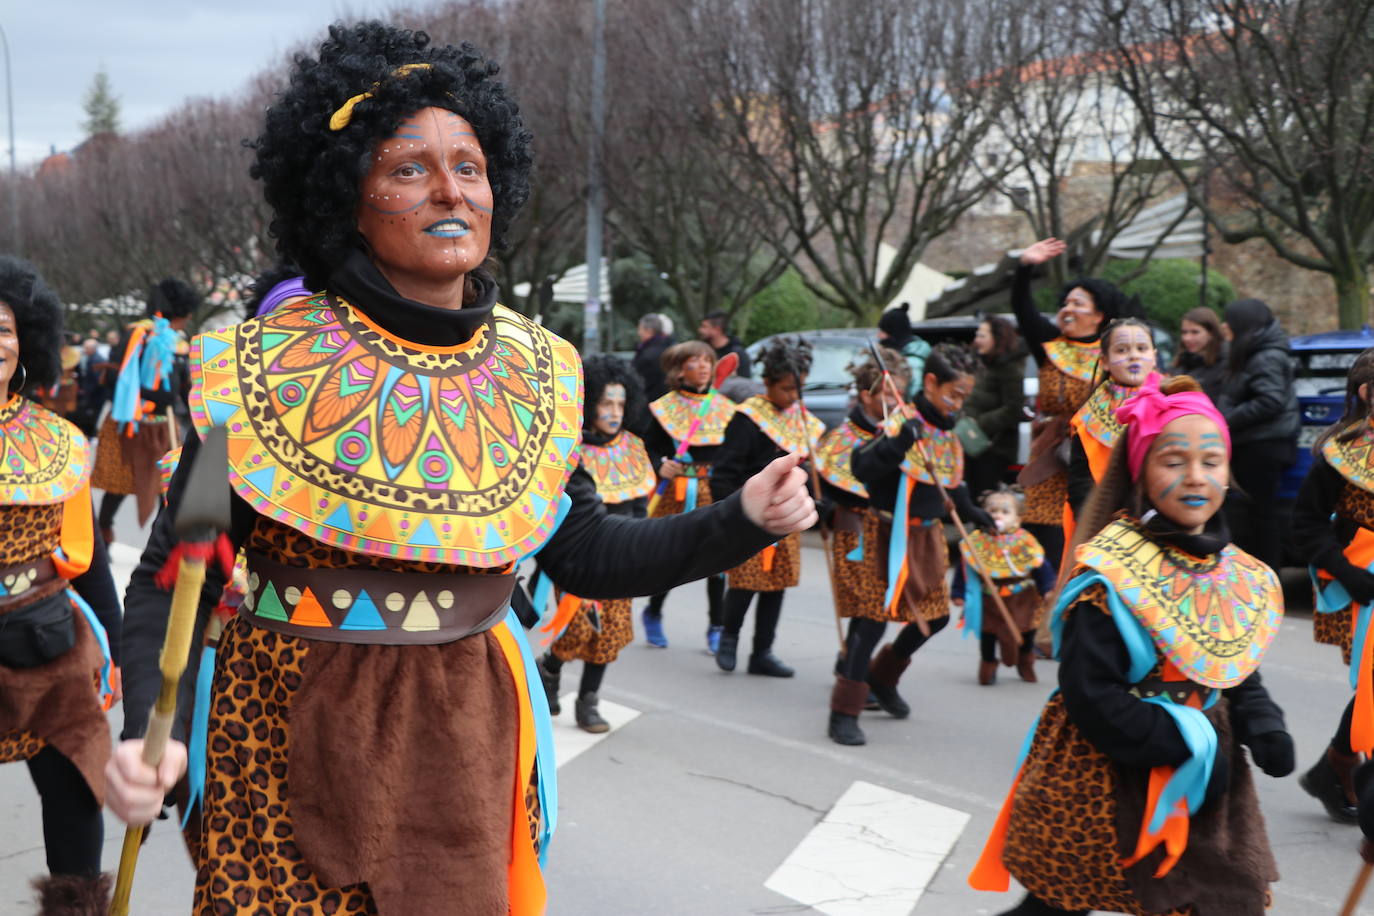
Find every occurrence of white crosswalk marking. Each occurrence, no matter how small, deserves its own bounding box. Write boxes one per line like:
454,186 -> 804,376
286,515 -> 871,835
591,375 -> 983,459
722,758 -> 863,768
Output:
551,693 -> 640,768
765,779 -> 970,916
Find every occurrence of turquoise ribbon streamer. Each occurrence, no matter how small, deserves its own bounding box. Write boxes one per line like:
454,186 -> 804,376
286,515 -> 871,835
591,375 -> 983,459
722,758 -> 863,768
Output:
181,644 -> 217,829
1310,564 -> 1372,690
883,474 -> 914,610
683,475 -> 699,513
501,608 -> 558,866
1052,572 -> 1219,830
110,350 -> 143,427
66,588 -> 113,703
141,316 -> 178,391
846,533 -> 864,563
962,561 -> 982,639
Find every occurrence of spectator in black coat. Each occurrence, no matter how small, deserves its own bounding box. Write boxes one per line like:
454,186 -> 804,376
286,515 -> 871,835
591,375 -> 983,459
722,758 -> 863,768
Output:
698,310 -> 752,378
964,315 -> 1027,498
633,313 -> 675,401
1171,306 -> 1228,403
1217,298 -> 1300,570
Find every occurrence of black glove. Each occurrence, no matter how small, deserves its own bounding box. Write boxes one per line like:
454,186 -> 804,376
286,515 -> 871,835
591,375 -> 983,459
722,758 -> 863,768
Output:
967,506 -> 996,532
897,418 -> 922,448
1340,567 -> 1374,605
1247,730 -> 1295,778
815,498 -> 836,530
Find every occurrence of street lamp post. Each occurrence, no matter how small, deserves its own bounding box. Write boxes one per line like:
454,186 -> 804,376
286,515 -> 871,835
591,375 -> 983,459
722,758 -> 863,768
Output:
0,24 -> 17,255
582,0 -> 606,355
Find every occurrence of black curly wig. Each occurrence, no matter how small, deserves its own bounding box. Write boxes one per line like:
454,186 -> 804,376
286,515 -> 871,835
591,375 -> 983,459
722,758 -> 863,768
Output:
251,21 -> 534,291
1057,277 -> 1136,323
243,263 -> 305,318
759,335 -> 814,383
583,354 -> 646,432
0,256 -> 65,394
147,277 -> 200,319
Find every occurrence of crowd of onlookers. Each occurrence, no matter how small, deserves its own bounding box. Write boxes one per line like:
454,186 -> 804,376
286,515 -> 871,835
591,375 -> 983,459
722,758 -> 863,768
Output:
35,328 -> 124,438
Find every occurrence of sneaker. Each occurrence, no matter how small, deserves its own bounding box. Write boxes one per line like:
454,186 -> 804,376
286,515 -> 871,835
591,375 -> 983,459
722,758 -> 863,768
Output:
641,608 -> 668,648
707,625 -> 723,655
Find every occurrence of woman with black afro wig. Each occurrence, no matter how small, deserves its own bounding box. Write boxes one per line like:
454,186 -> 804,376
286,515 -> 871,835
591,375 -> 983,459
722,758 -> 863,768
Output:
709,336 -> 824,679
106,21 -> 816,916
90,276 -> 199,541
535,355 -> 654,733
0,256 -> 123,913
1010,237 -> 1137,569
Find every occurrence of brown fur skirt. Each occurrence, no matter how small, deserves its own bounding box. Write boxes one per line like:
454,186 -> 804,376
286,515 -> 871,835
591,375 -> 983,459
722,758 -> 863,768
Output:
728,531 -> 800,592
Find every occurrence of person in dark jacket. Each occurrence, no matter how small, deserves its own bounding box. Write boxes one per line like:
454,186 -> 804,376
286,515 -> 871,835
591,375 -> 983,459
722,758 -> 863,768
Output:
877,301 -> 933,398
1171,306 -> 1227,403
633,313 -> 675,401
964,315 -> 1027,498
1217,298 -> 1299,571
698,310 -> 752,378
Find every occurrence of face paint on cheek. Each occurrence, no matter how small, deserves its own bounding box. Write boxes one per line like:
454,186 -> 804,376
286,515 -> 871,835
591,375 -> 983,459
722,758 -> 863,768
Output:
1204,474 -> 1225,493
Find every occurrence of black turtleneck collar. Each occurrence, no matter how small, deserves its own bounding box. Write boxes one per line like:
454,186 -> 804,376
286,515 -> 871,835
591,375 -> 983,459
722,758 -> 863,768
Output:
915,392 -> 956,431
582,427 -> 616,447
1139,507 -> 1231,558
327,248 -> 499,348
849,405 -> 880,433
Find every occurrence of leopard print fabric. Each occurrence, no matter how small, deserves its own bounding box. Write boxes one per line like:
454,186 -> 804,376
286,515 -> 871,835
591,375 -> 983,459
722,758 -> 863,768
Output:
0,729 -> 45,764
1337,482 -> 1374,530
648,477 -> 712,518
1023,473 -> 1068,527
832,509 -> 887,621
90,416 -> 136,494
0,503 -> 61,566
728,531 -> 800,592
1313,484 -> 1374,662
552,597 -> 633,665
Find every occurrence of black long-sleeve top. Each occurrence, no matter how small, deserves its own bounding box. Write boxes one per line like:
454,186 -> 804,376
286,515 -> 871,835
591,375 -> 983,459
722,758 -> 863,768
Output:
710,409 -> 812,503
1068,435 -> 1093,515
851,394 -> 980,522
1010,263 -> 1101,368
1057,516 -> 1286,769
119,256 -> 777,739
1293,451 -> 1361,576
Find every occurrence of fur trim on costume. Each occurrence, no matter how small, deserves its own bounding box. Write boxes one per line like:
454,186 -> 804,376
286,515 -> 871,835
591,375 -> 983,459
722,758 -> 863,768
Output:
32,872 -> 112,916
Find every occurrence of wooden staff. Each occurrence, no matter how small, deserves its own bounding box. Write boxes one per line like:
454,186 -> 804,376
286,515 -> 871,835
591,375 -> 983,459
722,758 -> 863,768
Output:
864,340 -> 1021,642
110,426 -> 232,916
796,396 -> 847,655
1340,844 -> 1374,916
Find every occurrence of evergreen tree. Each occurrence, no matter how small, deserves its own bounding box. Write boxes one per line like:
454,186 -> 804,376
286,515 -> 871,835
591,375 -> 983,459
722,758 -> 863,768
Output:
81,69 -> 120,137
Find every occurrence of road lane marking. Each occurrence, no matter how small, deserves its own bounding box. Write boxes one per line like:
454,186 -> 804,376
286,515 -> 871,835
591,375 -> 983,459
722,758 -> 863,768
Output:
553,693 -> 639,768
765,779 -> 969,916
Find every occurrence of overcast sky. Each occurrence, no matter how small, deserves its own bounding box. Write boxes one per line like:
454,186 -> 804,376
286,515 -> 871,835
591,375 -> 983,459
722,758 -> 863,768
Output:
2,0 -> 406,166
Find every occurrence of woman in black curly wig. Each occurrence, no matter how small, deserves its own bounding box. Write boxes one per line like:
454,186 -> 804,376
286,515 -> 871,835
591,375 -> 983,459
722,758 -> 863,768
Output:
0,256 -> 123,912
106,21 -> 816,916
710,336 -> 823,678
536,355 -> 654,733
90,276 -> 198,541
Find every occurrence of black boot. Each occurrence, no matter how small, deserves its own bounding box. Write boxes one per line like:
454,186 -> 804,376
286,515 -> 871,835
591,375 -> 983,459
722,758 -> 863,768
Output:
574,693 -> 610,734
828,677 -> 869,746
866,644 -> 911,718
537,656 -> 561,716
995,891 -> 1089,915
1300,745 -> 1361,823
748,651 -> 795,677
33,873 -> 113,916
716,634 -> 739,672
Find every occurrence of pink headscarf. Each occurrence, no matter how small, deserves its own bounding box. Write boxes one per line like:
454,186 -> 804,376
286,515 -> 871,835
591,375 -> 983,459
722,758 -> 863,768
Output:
1115,375 -> 1230,480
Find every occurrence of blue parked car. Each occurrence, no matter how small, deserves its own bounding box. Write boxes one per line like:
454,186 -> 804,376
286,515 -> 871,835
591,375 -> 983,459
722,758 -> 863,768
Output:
1281,327 -> 1374,502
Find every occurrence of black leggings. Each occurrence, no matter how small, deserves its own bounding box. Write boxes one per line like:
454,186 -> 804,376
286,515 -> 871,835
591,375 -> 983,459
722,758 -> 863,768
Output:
1334,695 -> 1358,754
980,631 -> 1036,663
97,491 -> 125,530
838,617 -> 887,681
891,615 -> 949,660
541,656 -> 607,698
26,746 -> 103,876
1024,523 -> 1064,576
722,588 -> 784,655
644,574 -> 726,627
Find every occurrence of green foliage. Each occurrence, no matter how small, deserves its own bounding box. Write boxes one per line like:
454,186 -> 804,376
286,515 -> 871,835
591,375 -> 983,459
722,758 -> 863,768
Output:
737,269 -> 822,344
1031,258 -> 1235,331
82,69 -> 121,137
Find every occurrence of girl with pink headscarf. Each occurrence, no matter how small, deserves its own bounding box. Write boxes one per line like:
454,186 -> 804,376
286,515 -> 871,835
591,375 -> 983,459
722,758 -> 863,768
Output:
970,375 -> 1292,916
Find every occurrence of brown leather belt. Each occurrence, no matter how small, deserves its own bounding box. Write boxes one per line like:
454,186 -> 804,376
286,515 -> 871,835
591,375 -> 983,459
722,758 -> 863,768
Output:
1129,677 -> 1213,707
240,550 -> 517,645
0,556 -> 62,614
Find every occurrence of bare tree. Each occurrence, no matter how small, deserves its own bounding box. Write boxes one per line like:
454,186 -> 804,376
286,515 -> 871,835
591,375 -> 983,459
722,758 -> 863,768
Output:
1099,0 -> 1374,327
688,0 -> 1023,322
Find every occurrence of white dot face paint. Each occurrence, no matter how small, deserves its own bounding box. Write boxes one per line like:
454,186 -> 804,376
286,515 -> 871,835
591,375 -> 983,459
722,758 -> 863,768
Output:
1106,324 -> 1157,387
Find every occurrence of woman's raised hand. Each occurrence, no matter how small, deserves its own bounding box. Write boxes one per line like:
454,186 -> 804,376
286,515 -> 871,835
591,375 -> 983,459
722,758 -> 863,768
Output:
1019,238 -> 1067,266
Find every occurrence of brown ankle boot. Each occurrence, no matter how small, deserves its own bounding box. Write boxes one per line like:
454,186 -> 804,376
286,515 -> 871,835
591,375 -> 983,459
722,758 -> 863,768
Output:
866,645 -> 911,718
1016,649 -> 1037,683
33,873 -> 112,916
829,677 -> 870,745
978,660 -> 998,685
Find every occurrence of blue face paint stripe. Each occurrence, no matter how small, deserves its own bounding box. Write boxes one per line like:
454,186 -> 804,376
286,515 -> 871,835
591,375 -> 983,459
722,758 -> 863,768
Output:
363,197 -> 425,216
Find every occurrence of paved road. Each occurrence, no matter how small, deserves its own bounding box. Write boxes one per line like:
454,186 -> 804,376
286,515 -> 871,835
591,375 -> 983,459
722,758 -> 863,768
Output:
0,507 -> 1367,914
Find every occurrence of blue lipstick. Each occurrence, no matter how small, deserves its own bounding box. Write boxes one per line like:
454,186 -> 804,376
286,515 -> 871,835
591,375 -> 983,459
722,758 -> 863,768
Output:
424,218 -> 470,238
1180,495 -> 1208,506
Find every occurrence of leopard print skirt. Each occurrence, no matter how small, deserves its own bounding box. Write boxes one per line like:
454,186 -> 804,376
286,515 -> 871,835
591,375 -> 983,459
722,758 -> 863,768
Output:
1314,605 -> 1354,665
832,508 -> 887,621
648,476 -> 712,518
728,531 -> 800,592
552,597 -> 633,665
0,729 -> 45,764
90,416 -> 136,494
1023,472 -> 1067,527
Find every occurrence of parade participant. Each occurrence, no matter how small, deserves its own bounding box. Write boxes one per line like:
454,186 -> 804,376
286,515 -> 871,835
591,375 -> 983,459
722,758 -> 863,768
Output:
952,486 -> 1054,686
640,340 -> 736,650
91,278 -> 197,543
104,23 -> 816,916
0,257 -> 122,914
818,348 -> 909,746
1012,237 -> 1131,566
1066,317 -> 1159,518
1293,347 -> 1374,823
710,336 -> 823,677
835,343 -> 991,745
536,355 -> 654,732
970,375 -> 1291,916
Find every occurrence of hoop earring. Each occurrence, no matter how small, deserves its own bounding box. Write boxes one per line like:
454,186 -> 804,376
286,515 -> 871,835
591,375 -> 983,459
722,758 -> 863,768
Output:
9,362 -> 25,394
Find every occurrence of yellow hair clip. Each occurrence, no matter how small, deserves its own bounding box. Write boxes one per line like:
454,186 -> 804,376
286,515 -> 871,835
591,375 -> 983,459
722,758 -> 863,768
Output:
328,63 -> 433,131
